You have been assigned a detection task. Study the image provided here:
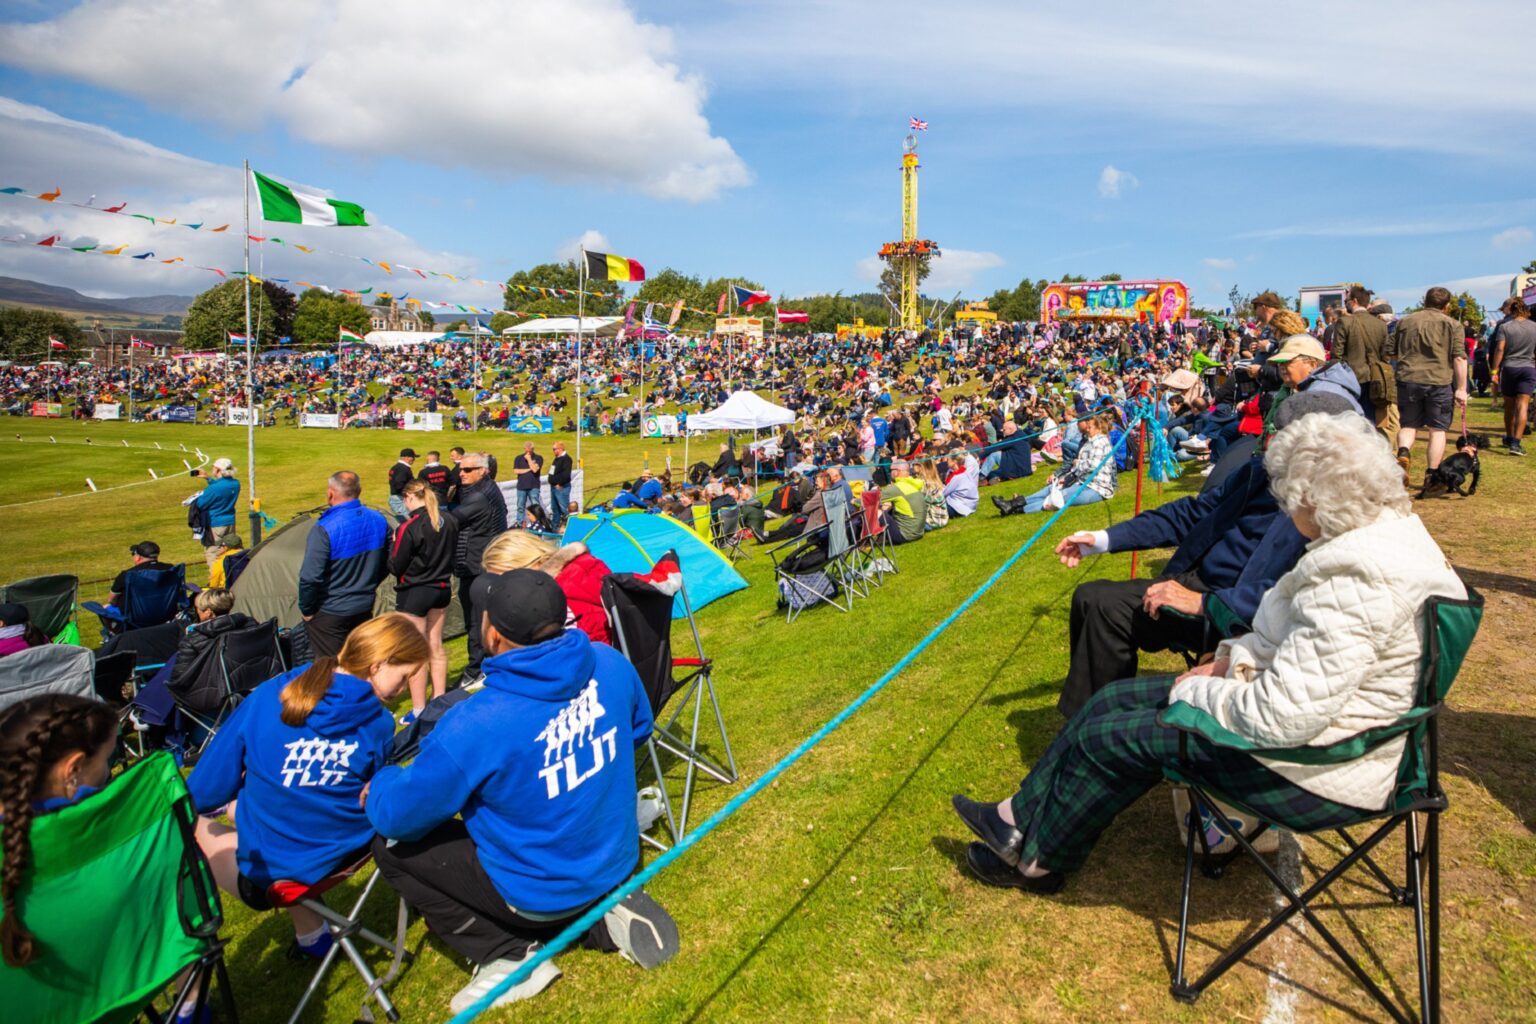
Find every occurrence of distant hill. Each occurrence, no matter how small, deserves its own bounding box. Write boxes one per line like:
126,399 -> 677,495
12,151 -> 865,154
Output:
0,275 -> 193,316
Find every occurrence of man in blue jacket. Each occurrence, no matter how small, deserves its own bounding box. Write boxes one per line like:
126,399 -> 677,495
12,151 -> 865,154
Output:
193,457 -> 241,568
298,470 -> 389,657
366,569 -> 677,1012
1051,391 -> 1358,717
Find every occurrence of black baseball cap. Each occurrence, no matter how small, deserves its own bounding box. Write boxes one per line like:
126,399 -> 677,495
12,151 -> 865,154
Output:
471,568 -> 567,646
0,603 -> 29,627
399,448 -> 418,458
130,540 -> 160,559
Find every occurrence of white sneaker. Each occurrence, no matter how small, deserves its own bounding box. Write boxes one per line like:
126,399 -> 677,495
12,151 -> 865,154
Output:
448,947 -> 561,1013
1179,438 -> 1210,452
1200,465 -> 1215,477
603,890 -> 680,969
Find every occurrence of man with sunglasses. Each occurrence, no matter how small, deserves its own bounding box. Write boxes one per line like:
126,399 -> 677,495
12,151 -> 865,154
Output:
451,453 -> 508,684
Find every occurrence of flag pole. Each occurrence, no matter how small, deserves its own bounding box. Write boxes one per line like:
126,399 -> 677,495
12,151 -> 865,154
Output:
575,251 -> 585,472
242,159 -> 260,545
127,333 -> 134,424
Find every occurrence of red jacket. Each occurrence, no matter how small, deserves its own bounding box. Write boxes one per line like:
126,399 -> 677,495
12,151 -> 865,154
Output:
545,544 -> 613,645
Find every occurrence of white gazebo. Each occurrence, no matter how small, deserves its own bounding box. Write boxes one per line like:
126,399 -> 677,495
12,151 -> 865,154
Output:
685,390 -> 797,471
501,316 -> 624,337
362,331 -> 448,348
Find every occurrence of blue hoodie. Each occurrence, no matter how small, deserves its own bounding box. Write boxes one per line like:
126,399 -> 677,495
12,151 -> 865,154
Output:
187,667 -> 394,887
366,629 -> 652,913
195,474 -> 240,528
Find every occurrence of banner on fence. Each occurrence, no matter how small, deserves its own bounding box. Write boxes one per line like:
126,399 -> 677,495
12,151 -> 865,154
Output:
226,407 -> 256,426
498,468 -> 582,525
508,416 -> 553,434
300,412 -> 340,429
93,403 -> 121,420
642,414 -> 679,438
404,411 -> 444,432
162,405 -> 197,423
29,401 -> 63,418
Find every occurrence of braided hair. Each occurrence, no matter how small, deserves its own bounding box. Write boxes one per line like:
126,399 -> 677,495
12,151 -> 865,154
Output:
0,693 -> 116,966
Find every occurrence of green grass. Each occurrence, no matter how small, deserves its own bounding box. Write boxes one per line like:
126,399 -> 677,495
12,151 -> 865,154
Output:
3,413 -> 1534,1022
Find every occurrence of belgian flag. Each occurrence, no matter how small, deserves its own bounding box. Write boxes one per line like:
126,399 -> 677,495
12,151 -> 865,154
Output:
584,250 -> 645,283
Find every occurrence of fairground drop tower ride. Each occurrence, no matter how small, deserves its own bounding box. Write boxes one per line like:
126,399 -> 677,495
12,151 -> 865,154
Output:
878,133 -> 938,333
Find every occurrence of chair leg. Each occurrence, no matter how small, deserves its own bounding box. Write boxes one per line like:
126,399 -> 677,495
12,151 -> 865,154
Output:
1428,810 -> 1442,1024
1407,814 -> 1433,1024
648,738 -> 680,845
336,934 -> 400,1022
1171,799 -> 1200,1003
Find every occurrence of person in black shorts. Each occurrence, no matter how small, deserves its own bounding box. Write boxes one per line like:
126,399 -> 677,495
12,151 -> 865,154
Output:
388,480 -> 459,720
1492,297 -> 1536,456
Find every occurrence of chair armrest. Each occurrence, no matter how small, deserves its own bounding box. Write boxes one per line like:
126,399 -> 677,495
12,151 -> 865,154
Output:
1158,701 -> 1433,767
82,601 -> 126,622
1203,592 -> 1249,640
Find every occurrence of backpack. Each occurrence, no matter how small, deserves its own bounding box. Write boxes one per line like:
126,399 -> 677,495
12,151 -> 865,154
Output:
777,571 -> 839,611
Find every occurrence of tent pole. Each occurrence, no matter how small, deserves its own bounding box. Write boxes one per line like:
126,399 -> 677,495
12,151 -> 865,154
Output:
242,159 -> 260,546
576,252 -> 585,472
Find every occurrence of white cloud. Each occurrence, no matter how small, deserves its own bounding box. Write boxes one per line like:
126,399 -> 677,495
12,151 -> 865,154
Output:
1202,257 -> 1237,270
555,230 -> 612,262
0,0 -> 750,201
0,98 -> 488,304
1098,165 -> 1138,199
1492,226 -> 1533,249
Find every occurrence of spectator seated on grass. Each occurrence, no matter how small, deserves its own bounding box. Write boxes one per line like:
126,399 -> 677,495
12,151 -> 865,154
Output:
186,615 -> 428,962
612,482 -> 647,511
0,603 -> 49,658
207,535 -> 245,590
992,411 -> 1119,515
952,410 -> 1465,895
109,540 -> 174,607
912,461 -> 950,532
939,443 -> 980,519
132,588 -> 252,741
364,570 -> 678,1013
881,461 -> 927,545
979,420 -> 1041,484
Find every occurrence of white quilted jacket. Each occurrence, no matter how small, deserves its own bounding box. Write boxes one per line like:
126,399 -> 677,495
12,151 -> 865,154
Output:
1169,511 -> 1464,809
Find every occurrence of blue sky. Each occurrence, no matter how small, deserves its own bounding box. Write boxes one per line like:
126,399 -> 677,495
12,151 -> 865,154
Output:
1,0 -> 1532,315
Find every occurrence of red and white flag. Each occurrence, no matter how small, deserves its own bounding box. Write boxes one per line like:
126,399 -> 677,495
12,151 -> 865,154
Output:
716,291 -> 728,315
667,299 -> 684,327
776,309 -> 809,324
48,337 -> 66,349
909,116 -> 929,131
130,336 -> 152,349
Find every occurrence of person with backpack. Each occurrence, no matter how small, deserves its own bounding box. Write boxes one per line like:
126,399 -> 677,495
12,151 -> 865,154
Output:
389,479 -> 459,721
187,615 -> 428,961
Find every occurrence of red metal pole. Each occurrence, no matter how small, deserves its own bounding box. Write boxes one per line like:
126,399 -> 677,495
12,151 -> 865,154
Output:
1129,419 -> 1147,579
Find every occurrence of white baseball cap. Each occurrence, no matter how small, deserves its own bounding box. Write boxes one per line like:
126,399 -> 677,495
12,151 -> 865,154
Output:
212,457 -> 235,472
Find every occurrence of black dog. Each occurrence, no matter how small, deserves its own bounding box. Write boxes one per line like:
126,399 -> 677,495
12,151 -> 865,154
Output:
1418,434 -> 1485,498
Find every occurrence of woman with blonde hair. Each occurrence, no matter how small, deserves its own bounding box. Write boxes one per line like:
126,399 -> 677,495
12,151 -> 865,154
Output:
389,479 -> 459,720
912,460 -> 950,531
187,614 -> 428,959
480,530 -> 614,644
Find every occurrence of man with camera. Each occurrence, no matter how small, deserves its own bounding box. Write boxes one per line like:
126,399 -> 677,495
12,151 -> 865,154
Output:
189,458 -> 240,568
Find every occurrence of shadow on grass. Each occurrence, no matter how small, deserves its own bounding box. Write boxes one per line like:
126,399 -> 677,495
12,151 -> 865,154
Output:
680,564 -> 1088,1022
1442,707 -> 1536,829
1454,565 -> 1536,600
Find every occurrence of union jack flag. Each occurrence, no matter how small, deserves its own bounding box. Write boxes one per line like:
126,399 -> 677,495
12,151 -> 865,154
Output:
909,117 -> 928,131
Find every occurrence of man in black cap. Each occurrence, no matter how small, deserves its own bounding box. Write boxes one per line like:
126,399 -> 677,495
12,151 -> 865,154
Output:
365,569 -> 676,1012
109,541 -> 174,607
389,448 -> 418,523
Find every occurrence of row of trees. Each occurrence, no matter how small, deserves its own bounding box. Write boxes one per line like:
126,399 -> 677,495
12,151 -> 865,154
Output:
181,279 -> 378,349
0,307 -> 85,359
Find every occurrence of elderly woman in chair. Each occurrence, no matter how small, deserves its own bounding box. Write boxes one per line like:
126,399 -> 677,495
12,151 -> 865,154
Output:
952,410 -> 1465,893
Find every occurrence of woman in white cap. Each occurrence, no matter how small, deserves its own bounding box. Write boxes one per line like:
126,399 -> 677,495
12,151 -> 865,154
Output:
191,457 -> 241,569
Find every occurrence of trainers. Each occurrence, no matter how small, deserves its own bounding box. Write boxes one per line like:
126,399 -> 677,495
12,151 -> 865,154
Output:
448,947 -> 561,1013
602,890 -> 679,969
287,931 -> 334,962
1178,438 -> 1209,452
1512,440 -> 1528,457
398,708 -> 419,726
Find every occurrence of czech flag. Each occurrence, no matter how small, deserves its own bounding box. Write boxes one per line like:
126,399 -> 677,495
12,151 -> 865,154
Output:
776,309 -> 809,324
732,285 -> 771,309
584,249 -> 645,283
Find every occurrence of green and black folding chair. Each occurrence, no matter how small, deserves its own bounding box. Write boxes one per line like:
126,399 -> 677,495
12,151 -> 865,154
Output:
0,752 -> 235,1024
1158,589 -> 1483,1024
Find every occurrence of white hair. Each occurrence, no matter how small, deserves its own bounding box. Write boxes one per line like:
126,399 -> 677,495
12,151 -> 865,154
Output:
1264,412 -> 1410,540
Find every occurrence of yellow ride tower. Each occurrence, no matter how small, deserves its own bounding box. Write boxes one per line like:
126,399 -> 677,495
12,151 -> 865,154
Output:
878,133 -> 938,334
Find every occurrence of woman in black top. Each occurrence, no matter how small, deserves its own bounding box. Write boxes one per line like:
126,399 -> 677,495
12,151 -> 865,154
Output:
388,480 -> 459,720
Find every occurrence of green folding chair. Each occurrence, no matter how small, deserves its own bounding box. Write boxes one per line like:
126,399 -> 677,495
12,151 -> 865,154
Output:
1158,589 -> 1483,1024
0,752 -> 235,1024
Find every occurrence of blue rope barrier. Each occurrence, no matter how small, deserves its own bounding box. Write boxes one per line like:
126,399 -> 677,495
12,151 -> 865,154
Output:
448,413 -> 1146,1022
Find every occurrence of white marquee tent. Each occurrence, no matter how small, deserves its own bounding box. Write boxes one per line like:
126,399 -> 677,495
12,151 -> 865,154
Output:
688,390 -> 796,431
501,316 -> 623,337
362,331 -> 448,348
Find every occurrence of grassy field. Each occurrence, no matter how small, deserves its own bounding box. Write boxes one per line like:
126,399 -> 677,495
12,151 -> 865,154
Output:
1,412 -> 1532,1023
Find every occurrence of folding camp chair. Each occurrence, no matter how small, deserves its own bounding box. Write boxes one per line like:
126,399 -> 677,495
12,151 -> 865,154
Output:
821,488 -> 868,600
0,752 -> 236,1024
711,504 -> 750,563
93,649 -> 136,707
82,564 -> 191,639
266,856 -> 412,1024
0,572 -> 79,642
0,643 -> 95,716
176,617 -> 287,762
601,552 -> 738,845
1159,590 -> 1483,1024
768,528 -> 850,622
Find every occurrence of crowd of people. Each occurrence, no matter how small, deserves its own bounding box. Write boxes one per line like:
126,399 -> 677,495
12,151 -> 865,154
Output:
0,279 -> 1524,1017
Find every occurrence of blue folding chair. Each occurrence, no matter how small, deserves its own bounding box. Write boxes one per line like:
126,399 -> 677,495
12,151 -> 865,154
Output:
83,565 -> 191,639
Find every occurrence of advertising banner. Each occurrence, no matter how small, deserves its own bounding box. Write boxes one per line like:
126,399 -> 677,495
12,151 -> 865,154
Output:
509,415 -> 554,434
300,412 -> 341,429
714,316 -> 765,339
226,407 -> 256,426
642,414 -> 679,438
93,403 -> 121,420
29,401 -> 64,418
162,405 -> 197,423
404,411 -> 444,432
497,468 -> 583,525
1040,280 -> 1189,323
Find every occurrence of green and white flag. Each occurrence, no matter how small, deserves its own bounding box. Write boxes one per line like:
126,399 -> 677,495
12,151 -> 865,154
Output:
251,170 -> 368,226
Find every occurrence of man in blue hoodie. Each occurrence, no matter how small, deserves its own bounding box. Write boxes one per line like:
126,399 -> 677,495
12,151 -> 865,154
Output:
192,457 -> 241,569
366,569 -> 678,1012
298,471 -> 389,658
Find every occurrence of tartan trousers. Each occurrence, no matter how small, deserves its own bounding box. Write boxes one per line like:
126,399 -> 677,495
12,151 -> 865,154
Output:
1010,675 -> 1365,874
